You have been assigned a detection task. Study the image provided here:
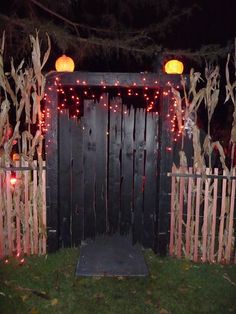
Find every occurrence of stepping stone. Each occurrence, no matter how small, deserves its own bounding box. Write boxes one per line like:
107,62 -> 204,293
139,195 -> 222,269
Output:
76,234 -> 149,277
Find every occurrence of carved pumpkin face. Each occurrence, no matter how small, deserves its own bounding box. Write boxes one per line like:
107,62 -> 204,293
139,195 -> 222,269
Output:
55,54 -> 75,72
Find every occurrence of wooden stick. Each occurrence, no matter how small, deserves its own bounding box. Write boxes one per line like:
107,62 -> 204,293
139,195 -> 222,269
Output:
4,280 -> 51,300
42,161 -> 47,254
218,170 -> 227,262
0,171 -> 4,258
15,161 -> 21,255
33,160 -> 38,254
169,165 -> 176,256
186,167 -> 193,258
23,160 -> 30,254
6,161 -> 13,255
194,170 -> 201,262
202,168 -> 210,262
177,167 -> 185,258
210,168 -> 218,262
226,169 -> 236,263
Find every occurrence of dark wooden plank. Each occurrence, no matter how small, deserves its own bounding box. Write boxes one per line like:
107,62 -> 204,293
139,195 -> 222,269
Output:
156,88 -> 173,255
133,109 -> 146,244
45,85 -> 59,252
120,106 -> 134,234
47,72 -> 181,88
143,112 -> 158,248
58,110 -> 72,247
83,100 -> 96,239
71,117 -> 84,246
108,97 -> 122,233
95,94 -> 108,234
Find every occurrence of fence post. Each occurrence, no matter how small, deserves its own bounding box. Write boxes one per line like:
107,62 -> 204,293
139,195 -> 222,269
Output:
186,167 -> 193,258
6,161 -> 13,255
202,168 -> 210,262
169,166 -> 176,256
15,160 -> 21,255
22,159 -> 30,255
42,161 -> 47,254
0,169 -> 3,258
33,160 -> 38,254
218,170 -> 227,262
226,169 -> 236,263
210,168 -> 218,262
193,169 -> 201,262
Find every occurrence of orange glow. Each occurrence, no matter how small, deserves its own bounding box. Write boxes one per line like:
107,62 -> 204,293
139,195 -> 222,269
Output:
10,177 -> 17,186
55,54 -> 75,72
164,59 -> 184,74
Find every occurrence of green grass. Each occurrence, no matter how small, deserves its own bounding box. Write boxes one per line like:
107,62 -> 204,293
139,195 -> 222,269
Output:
0,249 -> 236,314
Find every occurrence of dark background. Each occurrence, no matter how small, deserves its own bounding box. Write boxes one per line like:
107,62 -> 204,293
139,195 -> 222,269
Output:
0,0 -> 235,72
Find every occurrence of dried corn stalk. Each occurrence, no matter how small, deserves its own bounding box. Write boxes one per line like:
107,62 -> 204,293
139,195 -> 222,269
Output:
170,56 -> 236,263
0,31 -> 50,257
0,31 -> 50,161
225,53 -> 236,170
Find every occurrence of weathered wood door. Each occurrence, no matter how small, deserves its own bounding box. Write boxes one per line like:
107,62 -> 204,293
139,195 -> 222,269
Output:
58,93 -> 159,249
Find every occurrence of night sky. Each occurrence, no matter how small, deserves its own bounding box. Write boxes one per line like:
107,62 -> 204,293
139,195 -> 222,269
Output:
166,0 -> 234,48
0,0 -> 235,72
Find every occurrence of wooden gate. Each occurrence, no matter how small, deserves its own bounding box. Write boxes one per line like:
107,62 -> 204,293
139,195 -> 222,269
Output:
58,94 -> 158,248
45,72 -> 178,254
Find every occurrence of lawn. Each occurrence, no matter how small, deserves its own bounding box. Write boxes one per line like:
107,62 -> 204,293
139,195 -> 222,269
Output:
0,248 -> 236,314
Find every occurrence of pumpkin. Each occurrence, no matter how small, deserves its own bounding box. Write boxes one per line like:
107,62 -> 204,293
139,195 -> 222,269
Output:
164,59 -> 184,74
55,54 -> 75,72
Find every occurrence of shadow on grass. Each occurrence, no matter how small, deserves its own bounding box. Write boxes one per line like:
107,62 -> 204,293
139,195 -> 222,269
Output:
0,248 -> 236,314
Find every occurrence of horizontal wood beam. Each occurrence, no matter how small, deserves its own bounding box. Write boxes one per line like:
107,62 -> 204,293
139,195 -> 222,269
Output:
167,172 -> 236,180
1,167 -> 46,171
46,71 -> 182,87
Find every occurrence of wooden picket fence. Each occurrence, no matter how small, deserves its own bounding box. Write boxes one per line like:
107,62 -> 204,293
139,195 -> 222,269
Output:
0,159 -> 46,258
169,166 -> 236,264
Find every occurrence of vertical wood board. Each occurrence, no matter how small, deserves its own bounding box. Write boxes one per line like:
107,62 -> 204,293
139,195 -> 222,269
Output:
120,107 -> 134,234
59,111 -> 72,247
133,109 -> 146,244
143,112 -> 158,247
45,87 -> 59,252
108,98 -> 122,233
95,94 -> 108,234
83,100 -> 96,238
71,117 -> 84,245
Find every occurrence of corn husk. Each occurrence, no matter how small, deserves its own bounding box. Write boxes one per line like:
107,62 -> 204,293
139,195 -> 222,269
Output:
0,31 -> 50,257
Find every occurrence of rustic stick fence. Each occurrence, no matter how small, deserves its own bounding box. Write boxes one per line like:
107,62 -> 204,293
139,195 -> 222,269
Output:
169,166 -> 236,264
0,159 -> 46,258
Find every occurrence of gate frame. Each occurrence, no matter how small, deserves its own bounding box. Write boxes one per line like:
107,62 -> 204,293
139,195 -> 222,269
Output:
45,71 -> 180,254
